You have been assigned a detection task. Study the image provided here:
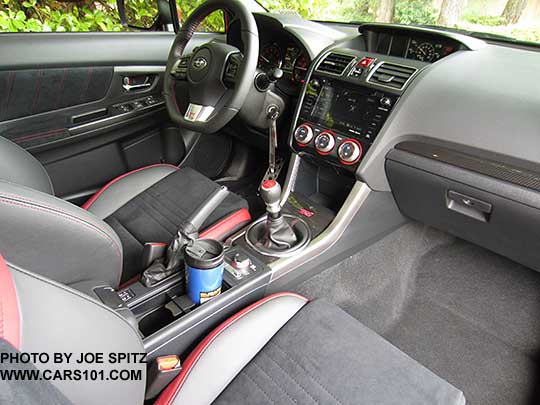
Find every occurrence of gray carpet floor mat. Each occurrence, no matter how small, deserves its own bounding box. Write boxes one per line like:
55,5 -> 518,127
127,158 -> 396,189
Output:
295,222 -> 540,405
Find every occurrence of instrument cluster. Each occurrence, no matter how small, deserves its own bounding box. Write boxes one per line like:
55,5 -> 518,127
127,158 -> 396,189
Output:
406,39 -> 457,62
373,30 -> 460,63
258,42 -> 310,85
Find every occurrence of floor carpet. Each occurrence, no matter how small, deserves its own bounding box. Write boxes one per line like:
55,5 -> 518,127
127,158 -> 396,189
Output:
295,222 -> 540,405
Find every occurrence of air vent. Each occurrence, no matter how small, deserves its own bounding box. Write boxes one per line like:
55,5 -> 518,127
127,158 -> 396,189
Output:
316,53 -> 355,76
368,62 -> 417,90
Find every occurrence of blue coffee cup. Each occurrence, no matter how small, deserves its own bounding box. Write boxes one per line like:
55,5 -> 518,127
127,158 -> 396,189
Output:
185,239 -> 224,305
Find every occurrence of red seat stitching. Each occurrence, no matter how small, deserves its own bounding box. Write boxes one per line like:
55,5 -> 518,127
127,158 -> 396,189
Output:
155,292 -> 308,405
82,164 -> 179,210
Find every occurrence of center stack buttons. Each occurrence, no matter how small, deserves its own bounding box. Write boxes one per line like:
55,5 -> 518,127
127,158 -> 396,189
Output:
314,131 -> 335,155
294,123 -> 313,146
337,139 -> 362,165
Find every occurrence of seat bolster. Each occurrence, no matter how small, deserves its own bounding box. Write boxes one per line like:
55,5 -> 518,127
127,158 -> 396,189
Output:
6,258 -> 146,405
156,293 -> 309,405
0,180 -> 123,288
0,136 -> 54,195
83,164 -> 179,219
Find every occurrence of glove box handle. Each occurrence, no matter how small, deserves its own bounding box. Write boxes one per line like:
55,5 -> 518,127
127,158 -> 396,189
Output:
446,190 -> 492,222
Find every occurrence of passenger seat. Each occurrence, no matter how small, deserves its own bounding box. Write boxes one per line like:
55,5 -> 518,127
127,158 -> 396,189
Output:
0,255 -> 465,405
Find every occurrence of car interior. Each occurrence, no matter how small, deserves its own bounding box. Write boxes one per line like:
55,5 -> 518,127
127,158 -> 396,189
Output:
1,0 -> 540,404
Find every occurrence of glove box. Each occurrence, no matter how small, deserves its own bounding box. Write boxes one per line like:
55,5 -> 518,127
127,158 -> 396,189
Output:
385,141 -> 540,272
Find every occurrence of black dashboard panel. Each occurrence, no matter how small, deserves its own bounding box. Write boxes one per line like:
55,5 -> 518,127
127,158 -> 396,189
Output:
359,23 -> 474,63
374,32 -> 460,62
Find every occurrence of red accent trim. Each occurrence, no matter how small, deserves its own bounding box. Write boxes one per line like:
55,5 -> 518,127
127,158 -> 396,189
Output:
118,275 -> 141,290
155,292 -> 308,405
82,164 -> 179,210
199,208 -> 251,241
338,138 -> 363,166
295,123 -> 313,147
0,255 -> 20,350
13,128 -> 66,143
261,180 -> 277,190
148,242 -> 168,247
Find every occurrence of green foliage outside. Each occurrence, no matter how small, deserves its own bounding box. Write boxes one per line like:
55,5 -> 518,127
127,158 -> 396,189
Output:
463,13 -> 506,26
0,0 -> 222,32
263,0 -> 540,43
394,0 -> 437,24
0,0 -> 538,43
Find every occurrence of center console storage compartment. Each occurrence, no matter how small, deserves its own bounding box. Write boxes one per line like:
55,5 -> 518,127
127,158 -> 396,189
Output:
386,141 -> 540,272
117,245 -> 272,361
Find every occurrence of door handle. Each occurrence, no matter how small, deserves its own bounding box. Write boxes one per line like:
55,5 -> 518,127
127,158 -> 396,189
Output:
123,82 -> 151,91
122,76 -> 153,92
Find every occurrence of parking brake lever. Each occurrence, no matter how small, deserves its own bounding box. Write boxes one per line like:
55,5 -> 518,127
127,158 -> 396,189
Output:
140,186 -> 230,288
266,105 -> 279,181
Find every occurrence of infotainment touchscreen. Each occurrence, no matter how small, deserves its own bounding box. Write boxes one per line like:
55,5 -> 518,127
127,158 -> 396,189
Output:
309,82 -> 379,135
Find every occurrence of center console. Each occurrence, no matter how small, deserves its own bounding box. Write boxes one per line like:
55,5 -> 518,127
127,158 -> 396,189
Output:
290,51 -> 424,173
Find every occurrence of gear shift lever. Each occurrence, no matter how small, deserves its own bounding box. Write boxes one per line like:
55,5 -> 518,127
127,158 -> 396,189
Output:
259,179 -> 298,249
260,180 -> 282,219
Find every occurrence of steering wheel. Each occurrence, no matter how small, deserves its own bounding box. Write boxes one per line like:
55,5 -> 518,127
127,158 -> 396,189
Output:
163,0 -> 259,134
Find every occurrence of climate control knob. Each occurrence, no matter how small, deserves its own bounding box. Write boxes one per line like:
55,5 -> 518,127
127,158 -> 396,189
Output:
338,139 -> 362,165
314,131 -> 335,154
294,124 -> 313,145
379,97 -> 392,109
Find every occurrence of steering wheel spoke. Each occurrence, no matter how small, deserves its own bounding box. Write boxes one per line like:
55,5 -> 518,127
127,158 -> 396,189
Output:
170,55 -> 192,81
223,52 -> 244,88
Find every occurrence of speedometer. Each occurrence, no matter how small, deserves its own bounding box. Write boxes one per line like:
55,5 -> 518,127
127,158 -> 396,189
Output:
415,42 -> 436,62
258,43 -> 282,71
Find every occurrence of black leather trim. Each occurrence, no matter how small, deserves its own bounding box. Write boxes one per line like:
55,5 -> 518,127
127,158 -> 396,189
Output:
0,136 -> 54,194
0,180 -> 123,288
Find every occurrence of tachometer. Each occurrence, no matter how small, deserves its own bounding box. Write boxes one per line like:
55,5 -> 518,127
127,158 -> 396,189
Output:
415,42 -> 436,62
258,43 -> 282,71
292,52 -> 309,84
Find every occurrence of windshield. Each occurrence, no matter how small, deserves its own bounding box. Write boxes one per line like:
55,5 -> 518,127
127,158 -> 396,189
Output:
258,0 -> 540,44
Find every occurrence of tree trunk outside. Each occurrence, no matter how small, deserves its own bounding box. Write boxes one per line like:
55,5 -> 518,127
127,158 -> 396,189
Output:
376,0 -> 395,23
501,0 -> 528,24
437,0 -> 466,26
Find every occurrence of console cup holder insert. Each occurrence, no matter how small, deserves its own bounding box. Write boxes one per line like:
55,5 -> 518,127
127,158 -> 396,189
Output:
245,214 -> 311,257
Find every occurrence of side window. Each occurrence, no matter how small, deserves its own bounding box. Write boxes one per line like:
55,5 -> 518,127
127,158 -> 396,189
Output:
176,1 -> 226,33
0,0 -> 158,32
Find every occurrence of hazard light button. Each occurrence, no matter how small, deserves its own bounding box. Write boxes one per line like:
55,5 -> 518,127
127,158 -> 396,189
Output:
358,57 -> 375,68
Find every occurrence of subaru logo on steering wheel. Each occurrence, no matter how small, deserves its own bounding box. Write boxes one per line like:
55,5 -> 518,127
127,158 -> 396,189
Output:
192,57 -> 208,70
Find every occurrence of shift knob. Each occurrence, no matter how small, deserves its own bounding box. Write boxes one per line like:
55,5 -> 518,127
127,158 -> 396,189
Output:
260,180 -> 282,217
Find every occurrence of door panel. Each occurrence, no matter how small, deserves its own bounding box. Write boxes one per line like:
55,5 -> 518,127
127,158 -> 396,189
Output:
0,32 -> 224,202
0,67 -> 113,122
